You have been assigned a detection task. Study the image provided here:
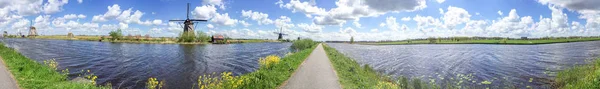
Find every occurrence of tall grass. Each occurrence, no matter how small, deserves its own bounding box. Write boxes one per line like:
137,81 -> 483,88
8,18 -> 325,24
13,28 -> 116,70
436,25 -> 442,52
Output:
552,58 -> 600,89
0,43 -> 109,89
291,39 -> 317,51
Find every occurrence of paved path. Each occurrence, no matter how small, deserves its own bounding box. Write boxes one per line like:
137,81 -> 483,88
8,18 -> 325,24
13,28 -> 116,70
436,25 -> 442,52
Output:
281,44 -> 341,89
0,57 -> 19,89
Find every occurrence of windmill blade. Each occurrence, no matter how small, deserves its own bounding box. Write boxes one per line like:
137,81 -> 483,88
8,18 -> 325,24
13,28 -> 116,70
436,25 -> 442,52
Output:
189,19 -> 208,21
282,34 -> 288,35
169,20 -> 186,21
187,3 -> 190,19
273,32 -> 280,34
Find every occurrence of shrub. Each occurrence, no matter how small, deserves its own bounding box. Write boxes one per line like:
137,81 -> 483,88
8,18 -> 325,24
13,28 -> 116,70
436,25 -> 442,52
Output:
291,39 -> 317,51
197,31 -> 211,42
259,55 -> 281,69
108,29 -> 122,41
197,72 -> 248,89
179,31 -> 196,42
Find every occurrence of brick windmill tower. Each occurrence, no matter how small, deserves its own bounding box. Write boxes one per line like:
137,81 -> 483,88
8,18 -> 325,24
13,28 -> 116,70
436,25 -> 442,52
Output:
28,20 -> 37,37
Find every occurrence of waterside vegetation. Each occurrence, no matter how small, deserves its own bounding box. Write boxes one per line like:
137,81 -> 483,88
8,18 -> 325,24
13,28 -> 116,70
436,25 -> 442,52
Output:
552,58 -> 600,89
0,43 -> 109,89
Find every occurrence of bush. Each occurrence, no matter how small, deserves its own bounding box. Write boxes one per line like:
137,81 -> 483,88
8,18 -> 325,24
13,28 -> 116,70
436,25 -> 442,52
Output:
178,31 -> 196,42
259,55 -> 280,69
291,39 -> 317,51
197,31 -> 211,42
108,29 -> 123,41
552,58 -> 600,89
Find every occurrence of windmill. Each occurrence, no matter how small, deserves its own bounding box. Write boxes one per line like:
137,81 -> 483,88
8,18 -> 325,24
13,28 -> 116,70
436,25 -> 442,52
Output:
28,19 -> 37,37
169,3 -> 208,35
273,27 -> 288,40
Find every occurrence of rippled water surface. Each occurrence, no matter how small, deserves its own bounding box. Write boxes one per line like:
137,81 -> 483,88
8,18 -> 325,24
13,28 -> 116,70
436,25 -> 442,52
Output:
328,41 -> 600,88
1,38 -> 292,89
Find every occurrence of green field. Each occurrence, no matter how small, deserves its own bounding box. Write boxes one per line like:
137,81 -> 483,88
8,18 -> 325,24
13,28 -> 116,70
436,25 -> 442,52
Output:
21,35 -> 279,44
365,38 -> 600,45
0,43 -> 109,89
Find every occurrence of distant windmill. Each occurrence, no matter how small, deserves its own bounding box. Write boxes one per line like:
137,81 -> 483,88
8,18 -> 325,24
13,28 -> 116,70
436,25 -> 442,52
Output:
273,27 -> 288,40
28,19 -> 37,37
169,3 -> 208,35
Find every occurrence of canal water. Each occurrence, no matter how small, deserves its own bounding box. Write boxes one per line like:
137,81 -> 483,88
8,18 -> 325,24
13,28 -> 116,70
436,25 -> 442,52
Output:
0,38 -> 292,89
327,41 -> 600,88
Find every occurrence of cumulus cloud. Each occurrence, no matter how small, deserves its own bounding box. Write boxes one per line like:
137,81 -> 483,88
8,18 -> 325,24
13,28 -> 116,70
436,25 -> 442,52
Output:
192,5 -> 217,20
241,10 -> 274,25
497,10 -> 503,15
60,14 -> 86,20
297,23 -> 323,33
275,16 -> 294,29
278,0 -> 428,25
42,0 -> 69,14
401,17 -> 411,21
92,4 -> 162,26
211,13 -> 238,26
202,0 -> 225,10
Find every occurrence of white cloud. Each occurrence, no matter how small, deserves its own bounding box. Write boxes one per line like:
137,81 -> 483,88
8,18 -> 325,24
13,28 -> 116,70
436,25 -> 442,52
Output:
202,0 -> 225,10
61,14 -> 86,20
370,29 -> 379,32
42,0 -> 69,14
192,5 -> 217,19
278,0 -> 428,25
353,21 -> 362,28
275,16 -> 294,29
383,16 -> 400,31
497,10 -> 503,15
92,4 -> 122,22
401,17 -> 411,21
297,23 -> 323,33
442,6 -> 471,30
34,15 -> 52,30
206,24 -> 214,29
436,0 -> 445,3
77,0 -> 83,4
241,10 -> 274,25
211,13 -> 238,26
239,20 -> 251,27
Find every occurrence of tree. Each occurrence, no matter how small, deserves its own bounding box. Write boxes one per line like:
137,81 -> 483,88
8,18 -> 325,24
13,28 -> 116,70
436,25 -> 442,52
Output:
350,36 -> 354,44
178,31 -> 196,42
196,31 -> 211,42
109,29 -> 123,41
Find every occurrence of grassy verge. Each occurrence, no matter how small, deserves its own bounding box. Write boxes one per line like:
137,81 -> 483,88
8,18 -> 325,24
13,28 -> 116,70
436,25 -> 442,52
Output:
179,40 -> 318,89
0,43 -> 109,89
552,58 -> 600,89
32,35 -> 277,44
365,38 -> 600,45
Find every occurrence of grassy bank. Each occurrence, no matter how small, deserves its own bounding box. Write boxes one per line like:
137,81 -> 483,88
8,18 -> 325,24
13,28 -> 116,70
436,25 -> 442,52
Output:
553,58 -> 600,89
163,40 -> 318,89
365,37 -> 600,45
0,43 -> 109,89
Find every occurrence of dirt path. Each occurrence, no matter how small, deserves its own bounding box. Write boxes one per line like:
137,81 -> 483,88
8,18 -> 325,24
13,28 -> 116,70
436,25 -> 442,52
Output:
281,43 -> 341,89
0,57 -> 19,89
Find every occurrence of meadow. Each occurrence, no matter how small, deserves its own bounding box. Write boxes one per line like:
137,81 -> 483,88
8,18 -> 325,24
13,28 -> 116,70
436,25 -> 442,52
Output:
364,37 -> 600,45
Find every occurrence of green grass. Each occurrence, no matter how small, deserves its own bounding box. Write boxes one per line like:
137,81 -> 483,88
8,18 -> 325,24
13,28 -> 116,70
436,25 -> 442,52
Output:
322,44 -> 381,88
235,44 -> 316,89
291,39 -> 318,51
367,38 -> 600,45
553,58 -> 600,89
0,43 -> 109,89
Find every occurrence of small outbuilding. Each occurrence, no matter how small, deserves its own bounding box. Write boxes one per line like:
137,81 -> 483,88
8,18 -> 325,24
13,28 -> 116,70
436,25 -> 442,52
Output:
211,34 -> 225,43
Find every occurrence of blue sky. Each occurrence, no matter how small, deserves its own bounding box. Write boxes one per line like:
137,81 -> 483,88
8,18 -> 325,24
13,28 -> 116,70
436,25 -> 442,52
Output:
1,0 -> 599,41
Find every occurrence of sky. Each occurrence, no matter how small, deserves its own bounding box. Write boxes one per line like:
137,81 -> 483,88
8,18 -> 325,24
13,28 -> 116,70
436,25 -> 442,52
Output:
1,0 -> 600,41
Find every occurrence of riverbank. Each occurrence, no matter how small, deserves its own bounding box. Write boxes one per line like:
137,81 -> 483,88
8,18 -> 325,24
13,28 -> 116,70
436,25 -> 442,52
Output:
0,43 -> 109,89
23,35 -> 279,44
180,39 -> 318,89
553,58 -> 600,89
362,37 -> 600,45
